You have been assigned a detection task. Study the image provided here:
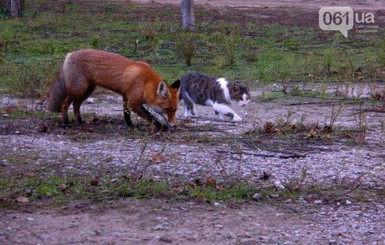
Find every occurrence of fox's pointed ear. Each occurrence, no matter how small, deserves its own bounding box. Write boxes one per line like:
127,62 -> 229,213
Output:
157,80 -> 169,99
171,80 -> 181,89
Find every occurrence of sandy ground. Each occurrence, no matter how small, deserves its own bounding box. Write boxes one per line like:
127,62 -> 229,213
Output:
1,82 -> 385,244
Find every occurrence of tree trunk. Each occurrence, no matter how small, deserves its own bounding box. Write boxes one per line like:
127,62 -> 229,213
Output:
181,0 -> 195,31
6,0 -> 22,17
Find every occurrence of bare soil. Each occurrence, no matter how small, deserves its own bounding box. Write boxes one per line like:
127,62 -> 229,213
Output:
1,81 -> 385,244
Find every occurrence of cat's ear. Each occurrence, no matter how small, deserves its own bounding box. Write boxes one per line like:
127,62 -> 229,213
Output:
233,83 -> 241,92
157,80 -> 170,99
171,79 -> 181,89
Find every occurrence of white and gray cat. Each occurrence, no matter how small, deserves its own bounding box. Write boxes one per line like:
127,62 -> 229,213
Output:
178,72 -> 250,122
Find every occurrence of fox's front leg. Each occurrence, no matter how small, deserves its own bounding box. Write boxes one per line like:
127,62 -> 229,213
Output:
123,102 -> 134,128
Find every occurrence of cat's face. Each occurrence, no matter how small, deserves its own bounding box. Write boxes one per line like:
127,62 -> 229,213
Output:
230,82 -> 251,107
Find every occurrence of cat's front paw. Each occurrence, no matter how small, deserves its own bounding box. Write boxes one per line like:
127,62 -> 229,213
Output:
232,114 -> 242,122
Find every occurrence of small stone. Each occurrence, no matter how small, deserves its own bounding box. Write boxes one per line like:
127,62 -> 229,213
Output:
2,113 -> 9,118
345,200 -> 352,205
153,224 -> 166,231
1,160 -> 9,166
213,202 -> 221,207
252,193 -> 263,201
270,194 -> 280,199
158,236 -> 173,243
274,180 -> 285,190
111,178 -> 119,183
214,224 -> 224,229
26,217 -> 34,221
86,98 -> 95,104
314,200 -> 323,205
299,197 -> 308,204
329,239 -> 337,245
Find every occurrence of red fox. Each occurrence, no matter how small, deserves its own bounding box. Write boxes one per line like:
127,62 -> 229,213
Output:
47,49 -> 180,131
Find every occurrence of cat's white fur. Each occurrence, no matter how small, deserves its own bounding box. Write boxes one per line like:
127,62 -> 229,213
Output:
183,78 -> 245,122
217,78 -> 231,102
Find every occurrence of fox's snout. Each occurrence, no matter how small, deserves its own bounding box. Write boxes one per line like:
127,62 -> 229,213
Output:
167,114 -> 177,127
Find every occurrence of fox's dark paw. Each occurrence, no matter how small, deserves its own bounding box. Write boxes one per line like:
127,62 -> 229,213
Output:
59,122 -> 72,127
160,125 -> 169,132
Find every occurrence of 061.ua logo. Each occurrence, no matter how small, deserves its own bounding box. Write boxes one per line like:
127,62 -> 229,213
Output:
319,7 -> 375,38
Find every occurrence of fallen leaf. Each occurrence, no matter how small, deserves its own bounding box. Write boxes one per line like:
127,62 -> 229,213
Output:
205,177 -> 217,187
24,172 -> 36,178
90,177 -> 100,186
309,128 -> 317,138
16,196 -> 30,203
265,122 -> 276,134
152,154 -> 166,164
58,183 -> 69,192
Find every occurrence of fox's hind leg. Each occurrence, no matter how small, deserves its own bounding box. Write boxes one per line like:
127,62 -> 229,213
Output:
73,84 -> 96,123
61,95 -> 76,124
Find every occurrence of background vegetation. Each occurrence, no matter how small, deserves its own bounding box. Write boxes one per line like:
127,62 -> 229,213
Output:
0,0 -> 384,97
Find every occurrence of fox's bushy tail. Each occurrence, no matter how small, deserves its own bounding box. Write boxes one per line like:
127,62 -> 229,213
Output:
47,68 -> 67,112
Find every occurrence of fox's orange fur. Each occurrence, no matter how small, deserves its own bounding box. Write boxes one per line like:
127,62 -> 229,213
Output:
48,49 -> 180,131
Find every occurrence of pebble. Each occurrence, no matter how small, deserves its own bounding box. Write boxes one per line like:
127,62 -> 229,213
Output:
274,180 -> 285,189
252,193 -> 263,201
86,98 -> 95,104
153,223 -> 168,231
213,202 -> 221,207
346,200 -> 352,205
158,236 -> 173,243
314,200 -> 323,205
270,194 -> 280,199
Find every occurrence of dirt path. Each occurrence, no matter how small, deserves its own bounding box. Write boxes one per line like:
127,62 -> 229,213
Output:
1,81 -> 385,244
2,198 -> 385,244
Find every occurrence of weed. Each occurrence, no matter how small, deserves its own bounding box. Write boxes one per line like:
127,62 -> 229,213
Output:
376,39 -> 385,67
91,35 -> 101,49
323,48 -> 335,74
328,104 -> 344,132
38,37 -> 56,55
0,26 -> 12,51
222,32 -> 240,66
175,31 -> 196,66
356,100 -> 367,142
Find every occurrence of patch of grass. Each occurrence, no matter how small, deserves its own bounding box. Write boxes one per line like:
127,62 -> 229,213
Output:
1,169 -> 384,209
115,179 -> 171,199
0,1 -> 383,95
175,31 -> 197,67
